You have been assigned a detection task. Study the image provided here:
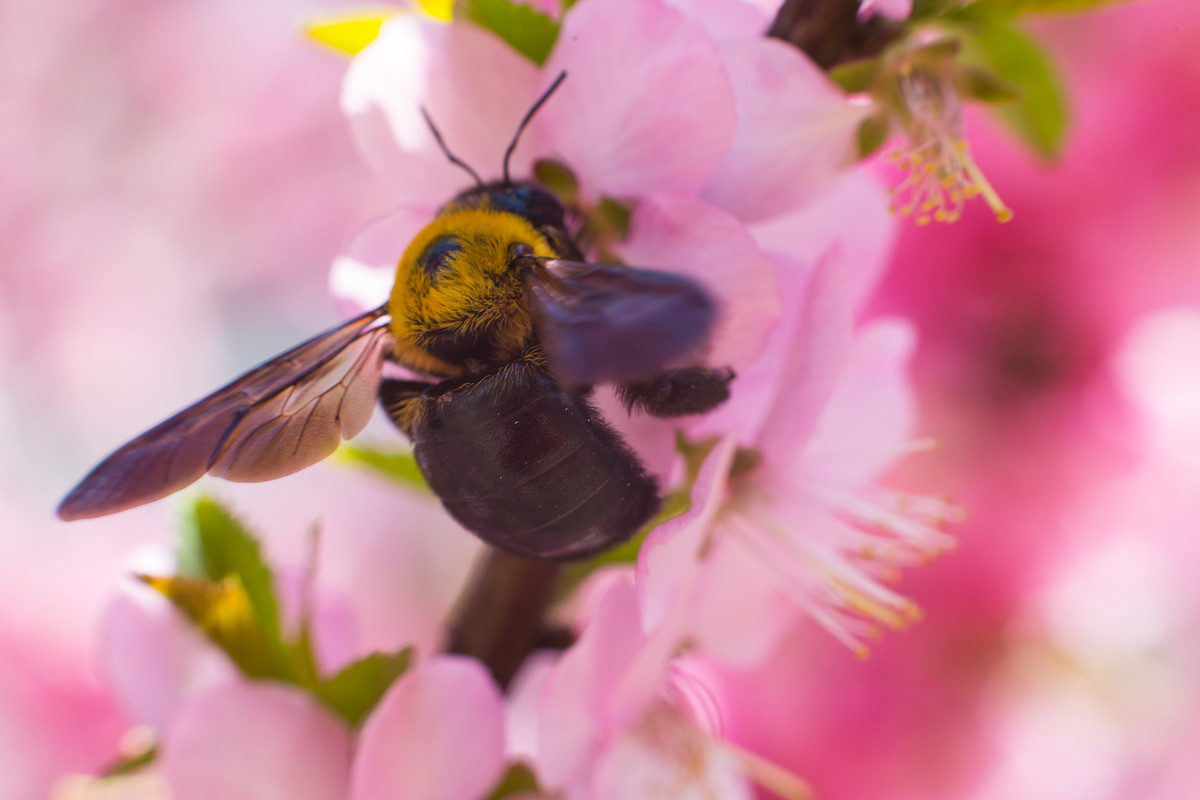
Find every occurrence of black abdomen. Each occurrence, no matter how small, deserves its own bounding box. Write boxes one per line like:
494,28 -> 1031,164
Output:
411,364 -> 659,560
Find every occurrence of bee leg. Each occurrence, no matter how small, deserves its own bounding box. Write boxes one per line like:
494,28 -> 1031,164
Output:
617,366 -> 734,418
379,378 -> 435,436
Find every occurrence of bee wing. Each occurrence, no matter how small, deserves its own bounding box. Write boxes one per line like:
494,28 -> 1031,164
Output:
525,259 -> 716,386
58,305 -> 393,521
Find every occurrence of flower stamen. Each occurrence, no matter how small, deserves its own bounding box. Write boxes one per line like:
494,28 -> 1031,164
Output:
889,68 -> 1013,224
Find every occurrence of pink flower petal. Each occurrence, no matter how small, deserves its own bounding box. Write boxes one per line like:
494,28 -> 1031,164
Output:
589,709 -> 753,800
538,578 -> 644,789
343,17 -> 543,200
329,206 -> 434,316
616,194 -> 780,372
692,535 -> 797,665
757,250 -> 857,470
701,38 -> 869,222
98,578 -> 236,731
665,0 -> 770,40
748,168 -> 896,308
542,0 -> 736,199
637,434 -> 740,632
351,655 -> 505,800
505,650 -> 558,763
803,318 -> 918,484
161,681 -> 352,800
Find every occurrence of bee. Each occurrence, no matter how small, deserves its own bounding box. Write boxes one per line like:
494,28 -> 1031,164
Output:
57,74 -> 733,560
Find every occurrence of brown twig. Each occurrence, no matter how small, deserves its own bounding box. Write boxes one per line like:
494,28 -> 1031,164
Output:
445,548 -> 563,690
767,0 -> 903,71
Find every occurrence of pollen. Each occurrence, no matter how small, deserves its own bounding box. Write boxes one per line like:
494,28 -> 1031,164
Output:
889,69 -> 1013,225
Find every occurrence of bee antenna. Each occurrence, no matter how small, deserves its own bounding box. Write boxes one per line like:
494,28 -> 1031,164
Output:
420,106 -> 485,188
502,71 -> 567,186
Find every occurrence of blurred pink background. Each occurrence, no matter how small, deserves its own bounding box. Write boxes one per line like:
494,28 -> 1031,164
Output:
2,0 -> 1199,798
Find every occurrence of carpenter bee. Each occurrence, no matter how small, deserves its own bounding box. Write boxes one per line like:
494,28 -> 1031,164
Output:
57,74 -> 733,560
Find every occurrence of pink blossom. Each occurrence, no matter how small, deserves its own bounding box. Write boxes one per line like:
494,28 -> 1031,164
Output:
160,680 -> 352,800
639,251 -> 955,660
94,656 -> 507,800
351,655 -> 506,800
344,0 -> 736,204
536,577 -> 759,800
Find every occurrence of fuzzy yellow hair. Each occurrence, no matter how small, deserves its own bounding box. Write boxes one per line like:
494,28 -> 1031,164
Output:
389,207 -> 557,375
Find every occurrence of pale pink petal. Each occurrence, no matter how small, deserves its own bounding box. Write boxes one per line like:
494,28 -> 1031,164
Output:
617,195 -> 780,372
748,168 -> 896,308
161,681 -> 352,800
701,38 -> 869,222
329,207 -> 434,316
858,0 -> 912,21
802,318 -> 917,484
505,650 -> 558,763
542,0 -> 736,199
590,710 -> 753,800
685,256 -> 805,446
537,578 -> 644,789
664,0 -> 770,40
275,570 -> 361,676
98,578 -> 236,731
343,17 -> 543,200
756,250 -> 857,469
691,535 -> 797,665
637,434 -> 740,632
351,655 -> 505,800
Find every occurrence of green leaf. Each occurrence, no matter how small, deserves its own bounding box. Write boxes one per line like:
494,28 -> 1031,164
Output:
459,0 -> 560,66
966,0 -> 1136,15
178,497 -> 282,644
336,443 -> 429,492
316,647 -> 414,726
485,763 -> 541,800
963,22 -> 1068,159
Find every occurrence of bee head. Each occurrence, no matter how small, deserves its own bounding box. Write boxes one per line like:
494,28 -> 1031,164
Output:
390,208 -> 556,372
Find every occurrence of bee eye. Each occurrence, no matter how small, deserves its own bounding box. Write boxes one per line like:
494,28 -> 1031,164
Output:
420,236 -> 463,280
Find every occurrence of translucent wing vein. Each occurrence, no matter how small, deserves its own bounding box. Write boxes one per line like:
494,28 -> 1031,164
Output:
58,305 -> 392,520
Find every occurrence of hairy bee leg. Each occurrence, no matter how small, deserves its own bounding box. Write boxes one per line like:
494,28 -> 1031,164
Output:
379,378 -> 435,435
617,366 -> 735,418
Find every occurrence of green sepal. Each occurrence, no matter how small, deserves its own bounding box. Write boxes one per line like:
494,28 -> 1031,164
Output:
336,443 -> 429,492
910,0 -> 971,21
485,763 -> 541,800
138,573 -> 287,679
100,744 -> 158,777
315,646 -> 415,726
178,498 -> 280,634
829,57 -> 884,94
957,64 -> 1021,103
533,159 -> 580,207
459,0 -> 560,66
962,22 -> 1069,159
965,0 -> 1136,16
173,497 -> 291,677
857,113 -> 893,160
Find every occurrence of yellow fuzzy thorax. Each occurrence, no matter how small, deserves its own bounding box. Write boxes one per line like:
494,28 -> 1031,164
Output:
389,207 -> 558,375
